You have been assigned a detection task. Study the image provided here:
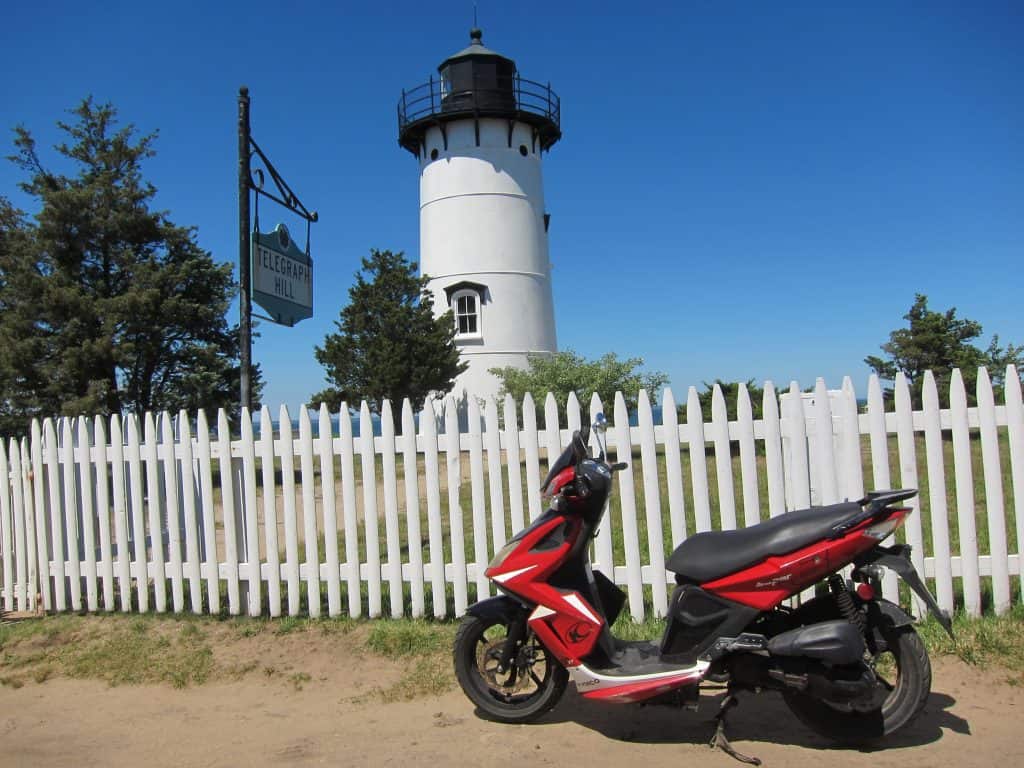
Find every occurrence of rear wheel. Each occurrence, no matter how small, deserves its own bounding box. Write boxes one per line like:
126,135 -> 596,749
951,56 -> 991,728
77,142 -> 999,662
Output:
453,613 -> 568,723
783,623 -> 931,743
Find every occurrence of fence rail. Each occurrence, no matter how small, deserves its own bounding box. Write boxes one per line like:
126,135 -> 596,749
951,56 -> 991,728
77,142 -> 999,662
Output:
1,366 -> 1022,621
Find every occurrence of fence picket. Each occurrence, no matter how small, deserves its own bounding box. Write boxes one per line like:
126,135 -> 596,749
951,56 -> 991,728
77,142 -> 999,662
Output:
125,415 -> 147,612
177,412 -> 202,614
61,419 -> 82,611
379,400 -> 403,618
590,393 -> 614,573
359,401 -> 382,617
762,383 -> 785,519
710,385 -> 737,531
922,372 -> 954,612
687,387 -> 712,534
45,419 -> 67,611
467,397 -> 489,600
338,405 -> 361,617
950,369 -> 981,616
444,397 -> 468,615
614,392 -> 643,620
783,382 -> 811,511
420,397 -> 446,617
259,406 -> 281,617
893,373 -> 926,616
216,409 -> 240,615
239,408 -> 262,617
278,405 -> 300,616
195,410 -> 219,614
736,383 -> 760,526
544,393 -> 560,474
522,393 -> 542,522
813,379 -> 839,505
1005,366 -> 1024,601
0,440 -> 13,611
75,419 -> 98,611
485,398 -> 507,558
503,395 -> 525,534
319,403 -> 342,617
159,413 -> 184,613
20,439 -> 40,611
637,390 -> 667,615
10,438 -> 28,611
866,375 -> 899,602
977,368 -> 1010,614
299,407 -> 322,618
93,417 -> 114,611
661,388 -> 687,544
109,416 -> 131,612
838,378 -> 864,503
401,399 -> 425,617
30,420 -> 50,611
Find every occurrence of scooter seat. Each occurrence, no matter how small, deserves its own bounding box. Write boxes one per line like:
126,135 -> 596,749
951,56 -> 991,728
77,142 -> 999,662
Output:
666,501 -> 862,584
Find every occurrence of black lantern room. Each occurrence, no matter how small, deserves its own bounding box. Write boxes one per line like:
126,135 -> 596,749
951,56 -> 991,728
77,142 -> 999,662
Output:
397,29 -> 561,156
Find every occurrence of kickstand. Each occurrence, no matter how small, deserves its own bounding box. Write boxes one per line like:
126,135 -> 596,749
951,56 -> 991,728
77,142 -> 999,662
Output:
709,691 -> 762,766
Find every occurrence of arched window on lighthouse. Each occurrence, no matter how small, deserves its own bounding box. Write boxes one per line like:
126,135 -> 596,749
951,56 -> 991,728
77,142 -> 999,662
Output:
444,281 -> 487,341
453,290 -> 480,338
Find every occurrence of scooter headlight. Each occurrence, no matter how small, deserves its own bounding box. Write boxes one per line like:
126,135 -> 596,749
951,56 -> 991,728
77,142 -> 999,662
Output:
488,539 -> 520,570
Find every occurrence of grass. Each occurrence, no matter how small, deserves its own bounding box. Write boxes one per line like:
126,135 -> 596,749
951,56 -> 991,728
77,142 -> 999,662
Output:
2,608 -> 1023,698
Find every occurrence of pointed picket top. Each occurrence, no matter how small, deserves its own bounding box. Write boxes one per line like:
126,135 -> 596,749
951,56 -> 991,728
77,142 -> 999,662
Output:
761,381 -> 785,519
977,366 -> 1010,613
686,385 -> 712,533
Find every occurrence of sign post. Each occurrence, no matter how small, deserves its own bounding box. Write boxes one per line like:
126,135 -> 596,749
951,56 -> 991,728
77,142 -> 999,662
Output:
237,86 -> 318,410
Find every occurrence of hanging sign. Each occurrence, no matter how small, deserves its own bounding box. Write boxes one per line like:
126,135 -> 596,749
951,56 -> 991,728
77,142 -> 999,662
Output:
252,223 -> 313,326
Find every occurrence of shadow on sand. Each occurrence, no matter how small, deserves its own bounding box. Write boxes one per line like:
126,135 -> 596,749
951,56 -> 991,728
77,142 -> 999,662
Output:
480,688 -> 970,754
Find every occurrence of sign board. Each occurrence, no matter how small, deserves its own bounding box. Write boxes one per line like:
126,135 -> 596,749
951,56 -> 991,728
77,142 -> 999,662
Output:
252,223 -> 313,326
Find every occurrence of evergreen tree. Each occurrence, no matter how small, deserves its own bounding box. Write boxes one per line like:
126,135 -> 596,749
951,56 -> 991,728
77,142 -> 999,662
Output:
312,249 -> 465,413
0,98 -> 258,435
865,294 -> 1022,406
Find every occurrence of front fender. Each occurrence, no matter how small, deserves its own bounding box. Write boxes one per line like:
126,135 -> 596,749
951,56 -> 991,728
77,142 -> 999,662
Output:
465,595 -> 529,623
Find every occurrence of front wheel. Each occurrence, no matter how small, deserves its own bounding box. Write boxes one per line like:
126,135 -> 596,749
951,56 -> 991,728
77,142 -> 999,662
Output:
453,613 -> 568,723
784,624 -> 931,743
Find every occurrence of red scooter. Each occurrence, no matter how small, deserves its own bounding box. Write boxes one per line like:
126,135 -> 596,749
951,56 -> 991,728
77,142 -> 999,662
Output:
453,415 -> 952,763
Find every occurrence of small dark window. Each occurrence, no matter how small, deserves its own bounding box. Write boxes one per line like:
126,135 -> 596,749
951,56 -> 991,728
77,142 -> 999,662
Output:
454,292 -> 479,336
519,144 -> 529,157
430,148 -> 439,161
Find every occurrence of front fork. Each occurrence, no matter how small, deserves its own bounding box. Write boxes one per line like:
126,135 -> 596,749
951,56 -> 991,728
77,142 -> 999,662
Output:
853,543 -> 954,638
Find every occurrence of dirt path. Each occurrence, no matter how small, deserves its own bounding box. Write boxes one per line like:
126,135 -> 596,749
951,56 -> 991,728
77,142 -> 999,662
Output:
1,650 -> 1021,768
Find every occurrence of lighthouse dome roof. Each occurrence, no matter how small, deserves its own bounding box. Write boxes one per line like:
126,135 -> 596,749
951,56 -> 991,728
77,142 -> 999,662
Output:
438,28 -> 515,70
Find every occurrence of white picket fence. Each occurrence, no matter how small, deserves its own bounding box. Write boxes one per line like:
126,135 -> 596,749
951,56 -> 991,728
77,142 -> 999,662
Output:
1,366 -> 1022,622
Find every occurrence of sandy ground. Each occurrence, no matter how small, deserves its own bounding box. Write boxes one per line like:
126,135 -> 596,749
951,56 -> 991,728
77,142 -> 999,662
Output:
2,639 -> 1022,768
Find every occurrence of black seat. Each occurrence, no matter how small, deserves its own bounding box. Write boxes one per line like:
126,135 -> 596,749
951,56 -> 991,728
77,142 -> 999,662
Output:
666,502 -> 862,584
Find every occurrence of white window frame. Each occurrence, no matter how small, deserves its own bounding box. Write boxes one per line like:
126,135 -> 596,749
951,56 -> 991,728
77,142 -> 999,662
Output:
452,289 -> 482,340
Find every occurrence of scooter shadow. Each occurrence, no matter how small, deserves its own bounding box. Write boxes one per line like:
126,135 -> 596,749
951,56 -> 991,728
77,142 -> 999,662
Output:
526,687 -> 969,752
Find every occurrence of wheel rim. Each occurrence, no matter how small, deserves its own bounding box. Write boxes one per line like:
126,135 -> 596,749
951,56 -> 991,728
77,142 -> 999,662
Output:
470,621 -> 555,708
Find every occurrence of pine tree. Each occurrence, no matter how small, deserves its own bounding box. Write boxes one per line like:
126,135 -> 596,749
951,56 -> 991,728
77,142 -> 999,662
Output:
0,98 -> 259,434
312,249 -> 465,413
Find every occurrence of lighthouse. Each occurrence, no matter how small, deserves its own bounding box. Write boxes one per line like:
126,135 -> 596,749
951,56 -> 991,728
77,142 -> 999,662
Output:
397,28 -> 562,402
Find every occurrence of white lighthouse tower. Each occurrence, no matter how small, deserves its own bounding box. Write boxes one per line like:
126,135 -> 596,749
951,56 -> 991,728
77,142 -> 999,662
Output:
398,29 -> 561,401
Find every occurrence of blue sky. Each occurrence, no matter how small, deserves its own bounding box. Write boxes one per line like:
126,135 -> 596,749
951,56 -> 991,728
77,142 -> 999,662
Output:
2,1 -> 1021,411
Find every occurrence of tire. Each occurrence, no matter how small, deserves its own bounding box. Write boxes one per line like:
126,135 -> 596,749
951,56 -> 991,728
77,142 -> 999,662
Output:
453,613 -> 568,723
783,624 -> 931,744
